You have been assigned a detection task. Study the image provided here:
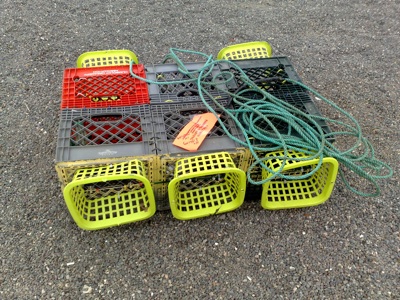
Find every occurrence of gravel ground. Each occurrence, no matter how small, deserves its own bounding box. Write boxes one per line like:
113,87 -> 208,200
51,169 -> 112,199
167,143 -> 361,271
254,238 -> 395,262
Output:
1,0 -> 399,299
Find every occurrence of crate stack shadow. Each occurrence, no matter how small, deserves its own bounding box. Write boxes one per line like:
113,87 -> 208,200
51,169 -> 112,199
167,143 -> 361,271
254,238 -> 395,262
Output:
55,55 -> 338,229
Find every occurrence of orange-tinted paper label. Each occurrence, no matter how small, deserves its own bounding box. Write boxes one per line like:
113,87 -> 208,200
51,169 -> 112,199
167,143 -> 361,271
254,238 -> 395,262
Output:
173,113 -> 219,151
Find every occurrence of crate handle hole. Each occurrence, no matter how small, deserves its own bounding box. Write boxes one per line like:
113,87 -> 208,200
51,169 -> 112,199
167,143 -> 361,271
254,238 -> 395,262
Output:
176,89 -> 199,97
179,108 -> 208,117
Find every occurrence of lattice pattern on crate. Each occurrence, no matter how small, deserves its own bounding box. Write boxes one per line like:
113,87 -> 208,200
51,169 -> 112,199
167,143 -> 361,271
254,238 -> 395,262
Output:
175,152 -> 236,176
160,149 -> 249,185
70,187 -> 151,222
154,70 -> 216,95
263,163 -> 330,202
228,64 -> 304,95
155,65 -> 219,97
76,76 -> 134,97
56,106 -> 155,162
81,55 -> 133,68
70,114 -> 143,146
74,177 -> 151,214
174,172 -> 242,212
218,42 -> 272,60
163,108 -> 232,140
61,65 -> 149,109
76,50 -> 138,68
168,152 -> 246,220
224,46 -> 271,60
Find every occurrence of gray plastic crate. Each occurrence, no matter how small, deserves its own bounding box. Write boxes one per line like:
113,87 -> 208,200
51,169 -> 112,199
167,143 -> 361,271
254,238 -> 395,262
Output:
151,101 -> 244,156
145,62 -> 231,104
55,106 -> 156,162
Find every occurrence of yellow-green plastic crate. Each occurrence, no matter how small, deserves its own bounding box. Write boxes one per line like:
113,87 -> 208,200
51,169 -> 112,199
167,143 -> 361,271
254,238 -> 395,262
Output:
168,152 -> 246,220
154,149 -> 249,211
63,159 -> 156,230
261,150 -> 339,210
217,41 -> 273,60
76,49 -> 139,68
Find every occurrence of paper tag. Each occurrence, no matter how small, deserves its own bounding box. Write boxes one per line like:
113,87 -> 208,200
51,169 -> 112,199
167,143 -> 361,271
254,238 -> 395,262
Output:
173,113 -> 219,151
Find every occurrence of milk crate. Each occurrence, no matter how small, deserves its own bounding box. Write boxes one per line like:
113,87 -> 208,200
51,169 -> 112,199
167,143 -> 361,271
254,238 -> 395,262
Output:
146,62 -> 230,104
155,149 -> 249,211
63,159 -> 156,230
261,150 -> 339,209
219,57 -> 331,139
60,65 -> 149,109
168,152 -> 247,220
55,106 -> 156,163
150,101 -> 249,210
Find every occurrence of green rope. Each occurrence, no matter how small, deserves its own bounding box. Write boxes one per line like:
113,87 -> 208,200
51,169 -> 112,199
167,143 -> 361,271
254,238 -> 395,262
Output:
129,48 -> 393,197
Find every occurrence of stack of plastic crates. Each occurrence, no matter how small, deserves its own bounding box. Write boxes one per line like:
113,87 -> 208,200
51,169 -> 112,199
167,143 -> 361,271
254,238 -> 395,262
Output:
56,53 -> 340,228
56,64 -> 158,230
219,57 -> 337,207
146,62 -> 249,211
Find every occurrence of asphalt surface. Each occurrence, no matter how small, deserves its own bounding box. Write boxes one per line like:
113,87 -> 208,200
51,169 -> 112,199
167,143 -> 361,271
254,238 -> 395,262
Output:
1,0 -> 399,299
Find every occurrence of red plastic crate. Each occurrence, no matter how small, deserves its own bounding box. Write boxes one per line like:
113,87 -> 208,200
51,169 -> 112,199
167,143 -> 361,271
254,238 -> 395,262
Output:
61,65 -> 150,109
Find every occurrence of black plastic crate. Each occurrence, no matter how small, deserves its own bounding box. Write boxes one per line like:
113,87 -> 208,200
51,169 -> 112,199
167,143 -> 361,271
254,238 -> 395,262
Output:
145,62 -> 231,104
219,57 -> 332,144
220,56 -> 303,90
55,106 -> 156,162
